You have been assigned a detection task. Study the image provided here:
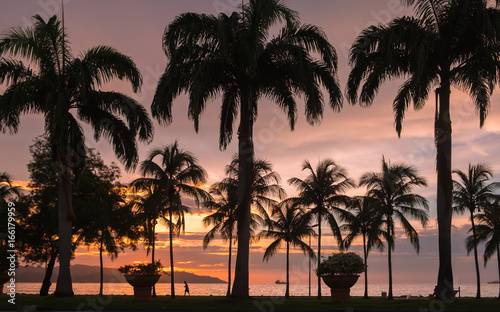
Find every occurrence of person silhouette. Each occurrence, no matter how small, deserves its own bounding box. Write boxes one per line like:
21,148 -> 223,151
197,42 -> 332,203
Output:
184,281 -> 190,296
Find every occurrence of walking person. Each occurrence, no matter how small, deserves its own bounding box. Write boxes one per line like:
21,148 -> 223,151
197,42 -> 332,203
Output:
184,281 -> 190,296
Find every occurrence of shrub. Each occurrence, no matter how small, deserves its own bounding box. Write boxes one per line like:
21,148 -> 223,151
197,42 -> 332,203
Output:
118,260 -> 163,275
316,252 -> 364,276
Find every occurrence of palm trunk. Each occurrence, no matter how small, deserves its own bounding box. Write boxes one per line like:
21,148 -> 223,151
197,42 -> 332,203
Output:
99,232 -> 104,297
169,210 -> 175,298
435,78 -> 455,301
54,152 -> 74,296
470,211 -> 480,299
317,213 -> 322,300
496,244 -> 500,299
363,233 -> 368,299
285,242 -> 290,299
232,91 -> 253,298
387,219 -> 393,300
39,245 -> 58,296
152,222 -> 156,297
226,233 -> 232,297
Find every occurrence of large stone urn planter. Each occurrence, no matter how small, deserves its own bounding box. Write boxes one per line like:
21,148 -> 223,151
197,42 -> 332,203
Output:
124,275 -> 161,301
321,274 -> 359,302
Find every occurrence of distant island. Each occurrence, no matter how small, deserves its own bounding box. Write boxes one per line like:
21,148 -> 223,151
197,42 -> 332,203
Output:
17,265 -> 226,284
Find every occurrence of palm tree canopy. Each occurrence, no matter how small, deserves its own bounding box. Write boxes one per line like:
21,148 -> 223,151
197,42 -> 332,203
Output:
360,157 -> 429,252
347,0 -> 500,135
260,201 -> 316,262
0,172 -> 20,204
288,158 -> 354,245
0,14 -> 153,170
453,163 -> 500,214
153,0 -> 342,149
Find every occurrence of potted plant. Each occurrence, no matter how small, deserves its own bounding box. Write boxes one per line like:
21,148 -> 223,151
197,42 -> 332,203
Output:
316,252 -> 364,302
118,260 -> 163,301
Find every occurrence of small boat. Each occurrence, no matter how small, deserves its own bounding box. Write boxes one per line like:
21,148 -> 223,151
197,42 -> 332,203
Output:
275,280 -> 286,284
487,281 -> 499,284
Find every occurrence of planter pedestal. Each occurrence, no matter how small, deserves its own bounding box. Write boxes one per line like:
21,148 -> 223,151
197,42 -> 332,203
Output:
321,275 -> 359,303
124,275 -> 161,301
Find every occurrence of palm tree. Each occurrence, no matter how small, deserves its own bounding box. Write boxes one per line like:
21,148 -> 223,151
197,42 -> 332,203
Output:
465,198 -> 500,299
360,157 -> 429,300
260,201 -> 316,298
288,159 -> 354,299
0,15 -> 153,296
0,172 -> 20,204
347,0 -> 500,300
453,163 -> 500,299
131,141 -> 208,298
153,0 -> 342,297
342,196 -> 385,299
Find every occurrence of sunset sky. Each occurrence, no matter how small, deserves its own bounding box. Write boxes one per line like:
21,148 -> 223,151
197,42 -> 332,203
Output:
1,0 -> 500,286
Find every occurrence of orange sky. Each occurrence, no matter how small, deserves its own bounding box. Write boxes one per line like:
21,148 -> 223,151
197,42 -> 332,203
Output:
1,0 -> 500,285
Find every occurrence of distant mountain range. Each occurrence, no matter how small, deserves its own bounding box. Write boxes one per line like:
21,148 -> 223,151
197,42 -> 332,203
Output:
16,265 -> 226,284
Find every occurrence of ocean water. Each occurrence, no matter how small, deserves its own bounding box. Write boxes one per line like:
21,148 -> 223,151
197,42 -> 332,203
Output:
13,282 -> 500,298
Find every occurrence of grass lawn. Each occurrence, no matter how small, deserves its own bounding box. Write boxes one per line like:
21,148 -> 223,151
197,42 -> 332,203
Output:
1,295 -> 499,311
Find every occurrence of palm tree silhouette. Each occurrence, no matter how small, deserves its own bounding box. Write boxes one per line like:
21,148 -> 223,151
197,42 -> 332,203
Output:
0,15 -> 153,295
153,0 -> 341,297
342,196 -> 385,299
465,198 -> 500,299
288,159 -> 354,299
347,0 -> 500,299
260,201 -> 316,298
0,172 -> 20,204
453,163 -> 500,299
131,142 -> 208,298
360,157 -> 429,300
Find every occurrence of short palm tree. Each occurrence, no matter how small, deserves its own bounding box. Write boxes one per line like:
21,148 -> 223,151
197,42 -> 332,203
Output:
0,15 -> 153,296
202,180 -> 263,297
453,163 -> 500,299
260,201 -> 316,299
347,0 -> 500,299
153,0 -> 342,297
342,196 -> 385,299
131,142 -> 208,298
360,157 -> 429,300
465,198 -> 500,299
288,159 -> 354,299
0,172 -> 20,204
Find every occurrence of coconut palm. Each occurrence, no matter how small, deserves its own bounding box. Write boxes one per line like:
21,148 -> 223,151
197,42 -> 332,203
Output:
131,142 -> 208,298
260,201 -> 316,299
347,0 -> 500,299
342,196 -> 385,299
453,163 -> 500,298
202,180 -> 263,297
153,0 -> 342,297
465,198 -> 500,299
0,15 -> 153,295
360,157 -> 429,300
288,159 -> 354,299
0,172 -> 20,204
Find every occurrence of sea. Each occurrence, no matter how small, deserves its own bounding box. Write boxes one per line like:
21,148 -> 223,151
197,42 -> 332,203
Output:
13,282 -> 500,298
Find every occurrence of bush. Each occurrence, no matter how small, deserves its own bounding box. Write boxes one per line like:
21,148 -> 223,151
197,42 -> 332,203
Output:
118,260 -> 163,275
316,252 -> 364,276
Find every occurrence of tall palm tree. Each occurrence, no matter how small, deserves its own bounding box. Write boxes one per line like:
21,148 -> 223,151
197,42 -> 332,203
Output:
347,0 -> 500,299
288,159 -> 354,299
465,198 -> 500,299
0,15 -> 153,296
153,0 -> 342,297
453,163 -> 500,299
260,201 -> 316,298
131,142 -> 208,298
342,196 -> 385,299
202,180 -> 262,297
360,157 -> 429,300
0,172 -> 20,204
